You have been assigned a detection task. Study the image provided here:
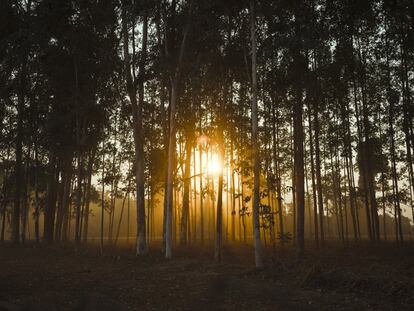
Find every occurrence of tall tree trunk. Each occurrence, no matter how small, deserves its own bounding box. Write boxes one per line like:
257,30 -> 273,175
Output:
356,37 -> 376,241
100,141 -> 105,255
308,104 -> 319,245
60,164 -> 72,242
180,135 -> 193,245
290,121 -> 296,237
21,147 -> 30,243
294,94 -> 305,257
353,80 -> 372,241
250,0 -> 264,268
12,58 -> 27,244
165,73 -> 179,258
401,42 -> 413,242
193,146 -> 197,242
55,155 -> 71,241
293,0 -> 305,258
44,153 -> 57,243
334,144 -> 345,243
230,139 -> 236,242
75,153 -> 83,246
161,92 -> 169,251
271,99 -> 284,242
165,1 -> 192,258
74,58 -> 83,247
114,190 -> 129,246
33,143 -> 40,243
313,101 -> 325,244
215,129 -> 225,262
199,138 -> 204,244
121,3 -> 148,254
135,12 -> 148,255
344,98 -> 358,241
82,148 -> 96,244
1,148 -> 10,242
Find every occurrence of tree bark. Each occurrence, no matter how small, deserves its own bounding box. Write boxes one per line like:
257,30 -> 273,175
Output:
313,101 -> 325,245
82,148 -> 96,244
100,141 -> 105,255
250,0 -> 264,268
293,0 -> 305,258
12,58 -> 27,244
44,152 -> 57,243
307,104 -> 319,245
180,135 -> 193,245
121,2 -> 148,254
135,11 -> 149,255
165,1 -> 193,259
215,129 -> 225,262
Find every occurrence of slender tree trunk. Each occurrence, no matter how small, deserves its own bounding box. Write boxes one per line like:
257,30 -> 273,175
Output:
100,141 -> 105,254
166,83 -> 178,256
215,129 -> 225,262
401,42 -> 413,242
241,169 -> 246,243
381,172 -> 387,240
12,58 -> 27,244
334,144 -> 345,243
294,99 -> 305,257
1,149 -> 10,242
237,162 -> 242,242
230,140 -> 236,242
250,0 -> 264,268
314,102 -> 325,245
147,178 -> 151,244
135,12 -> 148,255
60,164 -> 72,241
75,154 -> 83,246
271,99 -> 284,243
157,9 -> 169,249
199,140 -> 204,244
33,144 -> 40,243
82,148 -> 96,244
21,147 -> 30,243
290,121 -> 297,238
44,153 -> 57,243
161,93 -> 169,251
74,58 -> 83,247
55,155 -> 70,241
308,105 -> 319,245
127,191 -> 130,244
356,38 -> 377,241
121,3 -> 148,254
304,141 -> 312,240
353,80 -> 372,241
193,147 -> 197,242
79,176 -> 86,241
180,135 -> 193,245
211,152 -> 216,241
293,0 -> 305,257
114,190 -> 129,246
344,98 -> 358,241
165,2 -> 192,258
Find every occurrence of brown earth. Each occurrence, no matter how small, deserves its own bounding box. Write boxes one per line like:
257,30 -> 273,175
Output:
0,241 -> 413,310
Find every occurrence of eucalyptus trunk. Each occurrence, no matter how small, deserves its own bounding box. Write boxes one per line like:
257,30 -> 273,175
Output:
250,0 -> 264,268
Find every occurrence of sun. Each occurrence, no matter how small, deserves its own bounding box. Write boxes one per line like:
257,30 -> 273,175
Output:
206,153 -> 222,176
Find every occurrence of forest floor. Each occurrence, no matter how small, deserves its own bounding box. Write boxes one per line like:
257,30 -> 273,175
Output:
0,241 -> 413,311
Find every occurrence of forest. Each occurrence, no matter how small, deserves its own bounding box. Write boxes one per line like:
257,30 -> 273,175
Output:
1,0 -> 414,310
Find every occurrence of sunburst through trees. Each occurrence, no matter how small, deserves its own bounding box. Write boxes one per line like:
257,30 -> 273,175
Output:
1,0 -> 414,267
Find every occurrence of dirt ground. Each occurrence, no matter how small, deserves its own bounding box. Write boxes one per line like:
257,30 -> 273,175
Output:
0,241 -> 413,310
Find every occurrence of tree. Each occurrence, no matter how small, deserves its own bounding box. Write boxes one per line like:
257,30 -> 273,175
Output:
250,0 -> 264,268
121,0 -> 148,255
